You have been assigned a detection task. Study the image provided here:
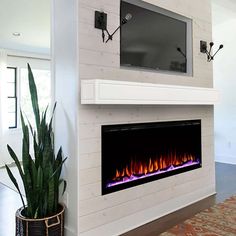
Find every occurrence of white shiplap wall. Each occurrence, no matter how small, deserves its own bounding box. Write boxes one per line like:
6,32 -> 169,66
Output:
78,0 -> 215,235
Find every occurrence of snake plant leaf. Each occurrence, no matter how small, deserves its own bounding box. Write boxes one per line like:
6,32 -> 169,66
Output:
42,139 -> 53,176
56,147 -> 62,163
36,166 -> 43,194
49,103 -> 57,131
55,148 -> 63,179
59,179 -> 67,195
48,163 -> 55,214
50,157 -> 67,181
24,111 -> 34,136
20,111 -> 31,184
27,63 -> 40,133
7,145 -> 24,179
5,165 -> 26,210
33,132 -> 40,168
39,106 -> 48,145
29,155 -> 37,190
42,105 -> 48,123
34,166 -> 44,217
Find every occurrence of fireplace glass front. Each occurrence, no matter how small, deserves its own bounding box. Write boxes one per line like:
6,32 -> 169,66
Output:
102,120 -> 202,195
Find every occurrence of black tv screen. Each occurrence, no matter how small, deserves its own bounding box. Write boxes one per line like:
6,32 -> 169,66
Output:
121,1 -> 188,73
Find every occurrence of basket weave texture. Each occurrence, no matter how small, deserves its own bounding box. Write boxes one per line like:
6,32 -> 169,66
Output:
15,204 -> 65,236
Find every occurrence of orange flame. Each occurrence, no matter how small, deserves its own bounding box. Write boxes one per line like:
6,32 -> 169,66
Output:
112,152 -> 196,181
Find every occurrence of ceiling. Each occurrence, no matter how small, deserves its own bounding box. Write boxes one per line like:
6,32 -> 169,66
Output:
0,0 -> 50,55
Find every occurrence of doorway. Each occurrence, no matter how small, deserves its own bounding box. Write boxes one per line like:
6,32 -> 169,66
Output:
0,0 -> 51,189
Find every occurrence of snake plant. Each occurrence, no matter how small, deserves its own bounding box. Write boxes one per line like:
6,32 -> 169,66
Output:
5,64 -> 67,218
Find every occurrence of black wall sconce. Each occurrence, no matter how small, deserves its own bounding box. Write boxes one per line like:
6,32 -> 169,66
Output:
95,11 -> 132,43
200,41 -> 223,62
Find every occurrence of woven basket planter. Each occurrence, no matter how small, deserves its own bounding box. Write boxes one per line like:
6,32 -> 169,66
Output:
15,204 -> 65,236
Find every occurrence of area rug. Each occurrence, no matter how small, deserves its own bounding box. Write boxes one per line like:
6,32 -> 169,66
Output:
160,195 -> 236,236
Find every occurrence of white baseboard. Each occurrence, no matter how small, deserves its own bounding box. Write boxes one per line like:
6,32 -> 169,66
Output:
65,226 -> 77,236
215,155 -> 236,165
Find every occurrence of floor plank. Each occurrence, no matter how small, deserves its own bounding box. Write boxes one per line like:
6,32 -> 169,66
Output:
215,162 -> 236,203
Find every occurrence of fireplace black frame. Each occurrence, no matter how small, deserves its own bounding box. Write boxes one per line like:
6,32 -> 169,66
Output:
102,120 -> 202,195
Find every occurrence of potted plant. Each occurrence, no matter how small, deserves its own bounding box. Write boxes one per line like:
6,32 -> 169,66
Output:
5,64 -> 67,236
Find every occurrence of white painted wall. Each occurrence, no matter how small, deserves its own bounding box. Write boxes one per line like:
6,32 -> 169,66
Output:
212,0 -> 236,164
52,0 -> 79,235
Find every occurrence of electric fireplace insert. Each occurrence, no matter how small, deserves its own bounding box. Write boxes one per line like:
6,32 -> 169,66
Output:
102,120 -> 202,195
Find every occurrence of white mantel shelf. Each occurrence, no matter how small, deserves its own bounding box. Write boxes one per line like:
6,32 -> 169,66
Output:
81,79 -> 219,105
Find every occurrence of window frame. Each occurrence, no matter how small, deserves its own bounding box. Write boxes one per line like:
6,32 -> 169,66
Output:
7,66 -> 17,129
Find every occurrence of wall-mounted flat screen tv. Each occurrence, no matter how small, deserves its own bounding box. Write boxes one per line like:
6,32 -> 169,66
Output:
120,0 -> 192,75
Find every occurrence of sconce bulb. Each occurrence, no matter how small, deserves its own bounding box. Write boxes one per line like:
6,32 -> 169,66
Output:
122,13 -> 132,25
125,13 -> 132,21
219,44 -> 223,49
210,42 -> 214,47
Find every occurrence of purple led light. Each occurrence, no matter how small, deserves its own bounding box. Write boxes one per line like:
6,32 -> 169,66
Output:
106,160 -> 200,188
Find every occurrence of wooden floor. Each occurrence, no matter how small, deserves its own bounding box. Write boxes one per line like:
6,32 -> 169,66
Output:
0,162 -> 236,236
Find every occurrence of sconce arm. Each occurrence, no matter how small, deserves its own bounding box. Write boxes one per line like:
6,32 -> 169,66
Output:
105,25 -> 121,43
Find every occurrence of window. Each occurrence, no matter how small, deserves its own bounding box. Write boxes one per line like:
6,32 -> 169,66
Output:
20,68 -> 51,127
5,57 -> 51,131
6,67 -> 17,129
